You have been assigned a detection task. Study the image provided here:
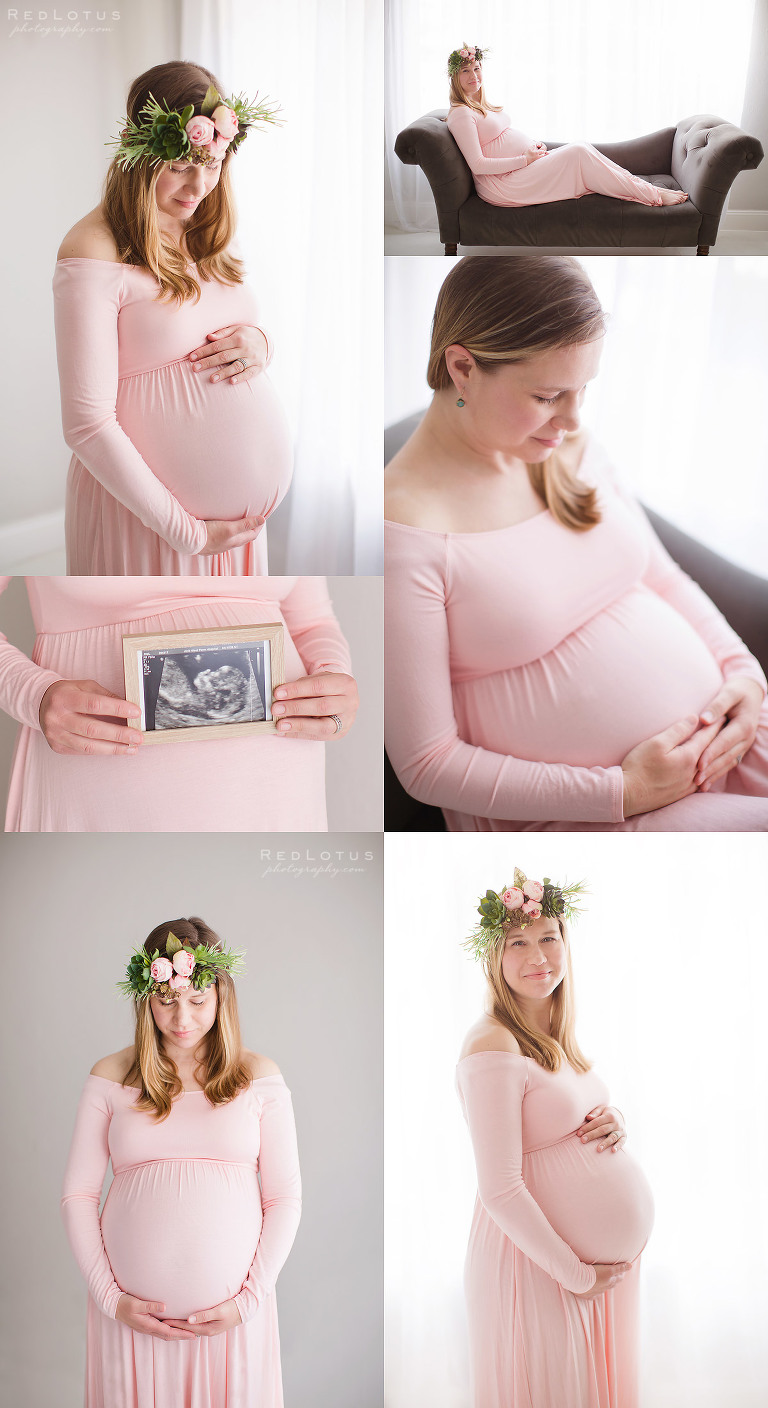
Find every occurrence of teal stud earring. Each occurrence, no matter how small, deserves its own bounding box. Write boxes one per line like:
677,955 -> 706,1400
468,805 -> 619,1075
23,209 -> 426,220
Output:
456,396 -> 466,408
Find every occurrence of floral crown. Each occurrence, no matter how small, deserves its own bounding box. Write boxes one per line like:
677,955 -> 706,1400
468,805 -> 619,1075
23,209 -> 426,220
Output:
463,869 -> 587,962
447,45 -> 487,78
117,930 -> 245,1001
109,83 -> 282,171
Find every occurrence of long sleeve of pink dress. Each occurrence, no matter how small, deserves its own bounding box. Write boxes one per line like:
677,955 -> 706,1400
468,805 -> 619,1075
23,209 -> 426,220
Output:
445,107 -> 679,208
384,434 -> 768,831
61,1072 -> 301,1408
53,259 -> 293,575
457,1051 -> 654,1408
1,577 -> 352,832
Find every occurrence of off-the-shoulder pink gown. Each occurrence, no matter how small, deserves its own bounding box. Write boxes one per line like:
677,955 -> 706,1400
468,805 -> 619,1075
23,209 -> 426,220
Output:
53,258 -> 293,575
446,107 -> 683,207
458,1051 -> 654,1408
384,436 -> 768,830
61,1072 -> 301,1408
0,576 -> 351,832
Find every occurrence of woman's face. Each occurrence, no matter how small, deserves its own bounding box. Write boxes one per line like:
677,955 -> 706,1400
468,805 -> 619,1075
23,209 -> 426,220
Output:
154,158 -> 223,225
149,981 -> 218,1059
447,337 -> 604,459
500,914 -> 567,1004
458,60 -> 482,96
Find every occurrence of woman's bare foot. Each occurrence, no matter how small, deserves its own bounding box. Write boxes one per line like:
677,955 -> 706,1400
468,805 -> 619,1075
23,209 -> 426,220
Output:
657,188 -> 688,205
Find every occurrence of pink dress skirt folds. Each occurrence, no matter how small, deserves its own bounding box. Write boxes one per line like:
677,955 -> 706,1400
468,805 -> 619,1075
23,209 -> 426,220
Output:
458,1052 -> 654,1408
0,577 -> 351,832
446,107 -> 677,208
61,1073 -> 301,1408
53,258 -> 293,575
384,436 -> 768,831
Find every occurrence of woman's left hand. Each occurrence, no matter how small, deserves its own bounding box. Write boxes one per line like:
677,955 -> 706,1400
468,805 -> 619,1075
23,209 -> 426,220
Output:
162,1299 -> 242,1336
695,675 -> 764,791
577,1105 -> 626,1153
188,324 -> 269,385
272,671 -> 359,741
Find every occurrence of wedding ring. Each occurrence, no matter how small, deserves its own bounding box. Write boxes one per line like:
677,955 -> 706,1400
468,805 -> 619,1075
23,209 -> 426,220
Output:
330,714 -> 343,734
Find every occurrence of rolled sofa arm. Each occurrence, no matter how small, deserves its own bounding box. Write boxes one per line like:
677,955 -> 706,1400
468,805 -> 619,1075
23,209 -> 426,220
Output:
672,114 -> 764,246
394,108 -> 472,243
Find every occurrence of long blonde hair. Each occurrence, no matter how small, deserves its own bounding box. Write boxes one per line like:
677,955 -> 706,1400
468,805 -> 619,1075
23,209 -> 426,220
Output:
483,919 -> 591,1073
102,60 -> 244,304
123,916 -> 253,1120
428,254 -> 605,531
448,55 -> 502,118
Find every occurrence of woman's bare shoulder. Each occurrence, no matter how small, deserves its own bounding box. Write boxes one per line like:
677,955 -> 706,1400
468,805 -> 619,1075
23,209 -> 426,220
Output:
459,1015 -> 521,1060
385,438 -> 448,528
90,1045 -> 135,1080
57,208 -> 120,263
243,1049 -> 281,1079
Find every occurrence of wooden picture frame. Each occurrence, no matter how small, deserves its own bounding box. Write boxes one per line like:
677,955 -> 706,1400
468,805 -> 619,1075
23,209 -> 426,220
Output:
122,623 -> 285,745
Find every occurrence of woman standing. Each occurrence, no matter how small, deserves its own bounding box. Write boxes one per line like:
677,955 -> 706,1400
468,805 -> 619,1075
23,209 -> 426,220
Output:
54,60 -> 292,574
458,873 -> 653,1406
61,917 -> 301,1408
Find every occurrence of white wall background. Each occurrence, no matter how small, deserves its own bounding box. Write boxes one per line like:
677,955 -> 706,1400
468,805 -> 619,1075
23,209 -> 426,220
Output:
385,830 -> 768,1408
0,575 -> 383,831
0,831 -> 383,1408
384,255 -> 768,578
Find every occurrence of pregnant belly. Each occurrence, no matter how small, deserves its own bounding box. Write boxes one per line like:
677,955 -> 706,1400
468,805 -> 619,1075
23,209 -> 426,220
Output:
524,1135 -> 654,1263
116,360 -> 293,520
453,586 -> 724,767
101,1160 -> 262,1318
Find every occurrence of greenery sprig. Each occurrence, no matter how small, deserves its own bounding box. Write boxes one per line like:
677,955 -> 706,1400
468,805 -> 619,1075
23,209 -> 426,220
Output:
463,868 -> 587,962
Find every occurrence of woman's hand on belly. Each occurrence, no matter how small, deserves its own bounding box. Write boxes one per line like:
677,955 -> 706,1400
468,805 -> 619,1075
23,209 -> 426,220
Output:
201,512 -> 266,555
525,141 -> 548,164
621,713 -> 722,818
695,676 -> 765,790
116,1293 -> 197,1341
189,325 -> 270,386
574,1261 -> 633,1299
163,1298 -> 242,1337
39,679 -> 142,756
576,1105 -> 626,1153
273,670 -> 360,740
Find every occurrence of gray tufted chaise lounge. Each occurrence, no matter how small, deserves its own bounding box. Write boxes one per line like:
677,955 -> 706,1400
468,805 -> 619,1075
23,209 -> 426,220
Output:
394,111 -> 764,255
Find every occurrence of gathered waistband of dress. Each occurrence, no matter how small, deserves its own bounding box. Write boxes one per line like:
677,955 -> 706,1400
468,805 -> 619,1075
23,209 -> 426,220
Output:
523,1130 -> 583,1156
113,1157 -> 257,1175
117,354 -> 199,383
35,598 -> 281,640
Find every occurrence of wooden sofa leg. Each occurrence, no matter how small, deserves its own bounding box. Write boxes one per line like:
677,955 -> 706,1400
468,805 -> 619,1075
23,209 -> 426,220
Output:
697,244 -> 710,256
444,242 -> 458,256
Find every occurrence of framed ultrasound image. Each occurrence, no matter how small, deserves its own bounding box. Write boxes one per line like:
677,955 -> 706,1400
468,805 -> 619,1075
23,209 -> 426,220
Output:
122,623 -> 285,745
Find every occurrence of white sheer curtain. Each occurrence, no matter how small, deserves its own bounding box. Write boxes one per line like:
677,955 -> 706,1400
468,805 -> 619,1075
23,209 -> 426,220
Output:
384,255 -> 768,577
181,0 -> 382,572
385,831 -> 768,1408
385,0 -> 756,231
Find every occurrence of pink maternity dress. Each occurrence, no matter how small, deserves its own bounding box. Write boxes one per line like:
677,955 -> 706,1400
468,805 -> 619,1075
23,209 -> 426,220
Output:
53,258 -> 293,575
0,576 -> 351,832
446,107 -> 680,207
61,1072 -> 301,1408
458,1051 -> 654,1408
384,436 -> 768,831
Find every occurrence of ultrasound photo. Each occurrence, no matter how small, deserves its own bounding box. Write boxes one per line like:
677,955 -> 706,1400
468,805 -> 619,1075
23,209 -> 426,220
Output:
138,640 -> 272,732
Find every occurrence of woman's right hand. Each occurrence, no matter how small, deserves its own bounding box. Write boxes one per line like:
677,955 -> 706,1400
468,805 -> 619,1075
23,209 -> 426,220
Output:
525,142 -> 547,164
39,679 -> 142,756
115,1293 -> 196,1340
200,514 -> 265,555
620,713 -> 722,818
575,1262 -> 632,1299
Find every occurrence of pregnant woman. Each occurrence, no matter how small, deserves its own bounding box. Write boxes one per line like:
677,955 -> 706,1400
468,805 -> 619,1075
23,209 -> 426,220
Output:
457,872 -> 653,1407
0,576 -> 359,831
445,45 -> 688,209
55,59 -> 292,574
61,917 -> 301,1408
384,255 -> 768,831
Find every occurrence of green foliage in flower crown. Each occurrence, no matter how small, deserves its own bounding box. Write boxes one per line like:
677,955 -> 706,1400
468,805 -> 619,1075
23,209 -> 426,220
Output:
462,872 -> 588,962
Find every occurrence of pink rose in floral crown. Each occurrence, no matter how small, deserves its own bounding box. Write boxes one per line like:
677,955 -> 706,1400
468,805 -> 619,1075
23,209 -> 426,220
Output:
206,133 -> 232,160
150,956 -> 173,983
169,973 -> 191,991
460,48 -> 469,58
172,949 -> 196,977
523,880 -> 544,902
501,887 -> 525,910
185,114 -> 215,147
522,900 -> 542,918
211,103 -> 239,141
